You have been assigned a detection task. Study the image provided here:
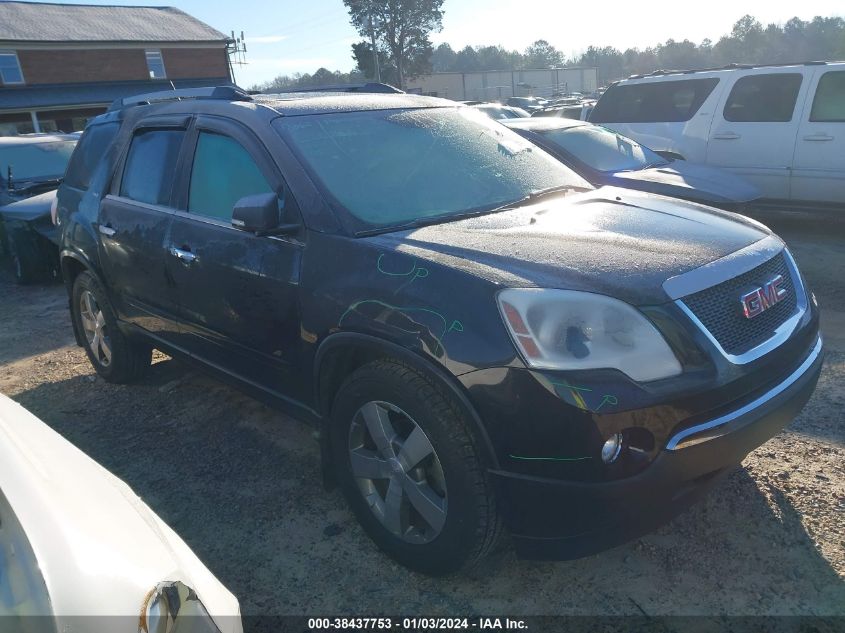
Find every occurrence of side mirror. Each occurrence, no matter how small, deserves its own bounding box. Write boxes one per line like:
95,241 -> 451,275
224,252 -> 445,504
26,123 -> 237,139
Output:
232,192 -> 298,236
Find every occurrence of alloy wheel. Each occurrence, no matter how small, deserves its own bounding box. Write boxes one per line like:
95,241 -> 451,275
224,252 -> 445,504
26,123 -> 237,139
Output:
348,401 -> 448,544
79,290 -> 112,367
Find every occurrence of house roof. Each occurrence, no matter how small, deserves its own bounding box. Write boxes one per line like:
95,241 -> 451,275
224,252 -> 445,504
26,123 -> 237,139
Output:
0,2 -> 228,43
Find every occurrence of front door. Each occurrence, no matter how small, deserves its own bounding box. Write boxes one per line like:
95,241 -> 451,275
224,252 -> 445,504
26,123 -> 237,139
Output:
165,116 -> 305,401
706,71 -> 808,199
791,68 -> 845,204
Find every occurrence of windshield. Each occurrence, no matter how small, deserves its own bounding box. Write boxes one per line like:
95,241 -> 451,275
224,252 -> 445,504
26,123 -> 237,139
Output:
477,105 -> 529,120
277,107 -> 590,231
0,140 -> 77,184
538,125 -> 667,172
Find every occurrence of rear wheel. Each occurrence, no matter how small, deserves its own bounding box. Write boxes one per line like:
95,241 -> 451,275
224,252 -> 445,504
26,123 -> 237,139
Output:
331,359 -> 501,575
71,271 -> 152,382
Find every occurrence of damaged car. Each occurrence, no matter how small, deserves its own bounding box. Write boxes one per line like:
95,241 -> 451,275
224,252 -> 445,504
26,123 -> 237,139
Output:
57,88 -> 822,575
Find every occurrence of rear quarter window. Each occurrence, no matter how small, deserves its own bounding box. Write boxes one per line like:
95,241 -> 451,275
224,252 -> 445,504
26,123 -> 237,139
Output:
590,78 -> 719,123
63,122 -> 119,190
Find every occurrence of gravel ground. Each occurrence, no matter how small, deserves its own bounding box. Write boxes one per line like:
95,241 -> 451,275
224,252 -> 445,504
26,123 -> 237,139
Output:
0,213 -> 842,620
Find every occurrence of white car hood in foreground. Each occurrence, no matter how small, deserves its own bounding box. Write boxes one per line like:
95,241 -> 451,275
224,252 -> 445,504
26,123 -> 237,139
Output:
0,395 -> 242,632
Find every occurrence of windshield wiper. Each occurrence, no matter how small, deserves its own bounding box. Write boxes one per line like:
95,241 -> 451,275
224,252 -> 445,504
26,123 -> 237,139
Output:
490,184 -> 587,213
355,207 -> 504,237
354,185 -> 587,237
9,177 -> 62,193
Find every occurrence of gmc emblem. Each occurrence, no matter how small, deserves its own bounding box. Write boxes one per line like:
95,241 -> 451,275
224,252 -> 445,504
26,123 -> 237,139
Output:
740,275 -> 787,319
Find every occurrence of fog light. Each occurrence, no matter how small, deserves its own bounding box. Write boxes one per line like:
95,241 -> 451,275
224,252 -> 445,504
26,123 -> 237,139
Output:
601,433 -> 624,464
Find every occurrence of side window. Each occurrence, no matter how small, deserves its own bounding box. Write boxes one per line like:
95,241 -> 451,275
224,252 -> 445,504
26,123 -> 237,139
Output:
120,129 -> 184,206
590,78 -> 719,123
64,122 -> 119,190
188,132 -> 273,221
723,73 -> 803,122
810,71 -> 845,122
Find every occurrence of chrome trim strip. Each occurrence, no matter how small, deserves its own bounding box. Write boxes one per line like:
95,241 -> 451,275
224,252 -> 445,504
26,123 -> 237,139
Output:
663,235 -> 785,300
676,248 -> 808,364
666,335 -> 823,450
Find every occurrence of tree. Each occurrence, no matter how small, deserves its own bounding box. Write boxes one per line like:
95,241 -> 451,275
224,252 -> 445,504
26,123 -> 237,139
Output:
252,68 -> 366,93
523,39 -> 564,68
343,0 -> 444,89
431,42 -> 457,72
454,45 -> 480,72
352,40 -> 396,83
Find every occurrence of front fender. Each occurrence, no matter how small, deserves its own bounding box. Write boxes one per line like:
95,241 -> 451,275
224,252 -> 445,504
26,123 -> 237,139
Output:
313,331 -> 501,472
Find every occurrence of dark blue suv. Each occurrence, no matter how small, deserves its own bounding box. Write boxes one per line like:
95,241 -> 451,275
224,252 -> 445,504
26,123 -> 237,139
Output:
57,87 -> 823,575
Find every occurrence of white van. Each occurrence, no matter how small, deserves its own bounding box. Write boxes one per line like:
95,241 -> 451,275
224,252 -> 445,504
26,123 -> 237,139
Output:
589,62 -> 845,205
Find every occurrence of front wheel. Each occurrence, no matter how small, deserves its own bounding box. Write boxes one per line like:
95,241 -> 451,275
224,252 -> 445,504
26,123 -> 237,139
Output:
71,271 -> 152,382
331,359 -> 502,575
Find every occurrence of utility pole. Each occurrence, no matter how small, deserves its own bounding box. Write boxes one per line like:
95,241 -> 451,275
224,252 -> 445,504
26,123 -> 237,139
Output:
368,9 -> 381,82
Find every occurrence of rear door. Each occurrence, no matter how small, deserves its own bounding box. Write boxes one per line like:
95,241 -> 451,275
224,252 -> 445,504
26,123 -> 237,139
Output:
98,117 -> 188,339
706,70 -> 809,199
791,67 -> 845,204
166,115 -> 305,400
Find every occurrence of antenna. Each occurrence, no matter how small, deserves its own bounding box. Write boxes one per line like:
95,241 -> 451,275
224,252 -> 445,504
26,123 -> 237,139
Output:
225,29 -> 248,84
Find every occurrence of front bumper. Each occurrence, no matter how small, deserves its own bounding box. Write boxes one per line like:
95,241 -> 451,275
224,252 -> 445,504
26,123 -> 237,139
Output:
490,335 -> 823,560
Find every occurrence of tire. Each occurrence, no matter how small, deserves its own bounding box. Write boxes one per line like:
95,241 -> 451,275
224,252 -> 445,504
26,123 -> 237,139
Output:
7,228 -> 44,285
330,359 -> 502,575
71,271 -> 152,383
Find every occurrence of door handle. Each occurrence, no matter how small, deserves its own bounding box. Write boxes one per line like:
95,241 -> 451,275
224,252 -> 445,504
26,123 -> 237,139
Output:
712,132 -> 740,140
170,247 -> 197,264
98,224 -> 116,237
803,134 -> 834,141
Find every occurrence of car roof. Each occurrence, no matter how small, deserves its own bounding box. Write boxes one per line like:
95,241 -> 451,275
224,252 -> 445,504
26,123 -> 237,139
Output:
501,118 -> 587,132
252,92 -> 456,116
0,133 -> 79,145
620,60 -> 845,82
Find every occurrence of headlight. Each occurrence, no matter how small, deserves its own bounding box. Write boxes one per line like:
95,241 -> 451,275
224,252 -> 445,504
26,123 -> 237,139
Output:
141,581 -> 222,633
497,288 -> 682,382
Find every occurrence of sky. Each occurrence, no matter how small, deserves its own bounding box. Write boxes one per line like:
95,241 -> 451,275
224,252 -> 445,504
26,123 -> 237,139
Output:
54,0 -> 845,87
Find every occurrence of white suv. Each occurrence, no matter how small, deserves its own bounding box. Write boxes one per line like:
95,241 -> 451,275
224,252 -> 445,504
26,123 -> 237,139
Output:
588,62 -> 845,205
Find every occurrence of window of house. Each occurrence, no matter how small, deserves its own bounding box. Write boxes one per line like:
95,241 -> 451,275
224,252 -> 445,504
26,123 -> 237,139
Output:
589,78 -> 719,123
0,112 -> 35,136
0,51 -> 24,85
188,132 -> 273,221
35,107 -> 107,134
810,71 -> 845,122
723,74 -> 803,123
145,50 -> 166,79
120,129 -> 184,205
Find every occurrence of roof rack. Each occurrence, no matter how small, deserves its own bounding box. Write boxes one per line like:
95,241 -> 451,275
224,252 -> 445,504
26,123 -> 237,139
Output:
107,86 -> 252,111
626,60 -> 837,80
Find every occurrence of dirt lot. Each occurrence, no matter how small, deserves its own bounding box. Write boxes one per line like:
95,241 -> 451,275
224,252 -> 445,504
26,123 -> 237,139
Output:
0,212 -> 843,620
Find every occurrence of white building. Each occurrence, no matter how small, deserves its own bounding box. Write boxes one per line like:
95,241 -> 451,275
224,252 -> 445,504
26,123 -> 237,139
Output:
406,67 -> 598,101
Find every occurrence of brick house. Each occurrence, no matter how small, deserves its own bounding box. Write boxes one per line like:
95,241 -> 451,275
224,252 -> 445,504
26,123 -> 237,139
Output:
0,1 -> 234,135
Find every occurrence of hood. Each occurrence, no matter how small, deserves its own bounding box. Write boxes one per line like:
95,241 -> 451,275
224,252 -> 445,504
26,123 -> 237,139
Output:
0,189 -> 55,221
607,161 -> 761,204
0,395 -> 241,631
367,187 -> 770,306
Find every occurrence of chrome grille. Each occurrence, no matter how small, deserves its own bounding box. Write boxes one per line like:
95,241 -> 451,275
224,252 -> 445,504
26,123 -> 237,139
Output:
680,252 -> 798,356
